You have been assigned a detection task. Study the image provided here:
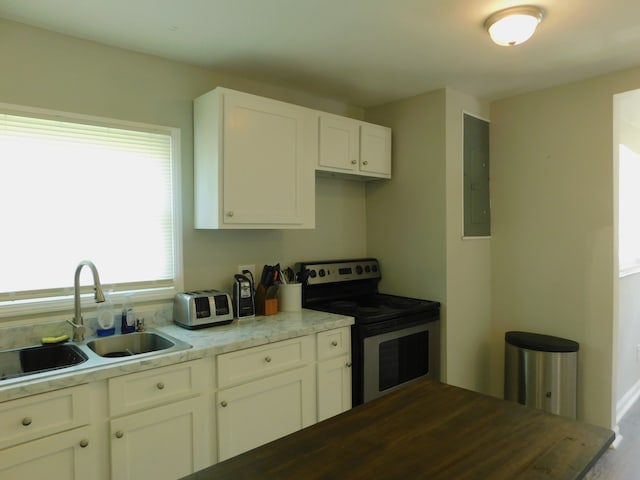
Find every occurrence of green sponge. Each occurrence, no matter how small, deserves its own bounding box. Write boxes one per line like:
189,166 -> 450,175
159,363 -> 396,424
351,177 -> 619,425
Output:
41,334 -> 70,344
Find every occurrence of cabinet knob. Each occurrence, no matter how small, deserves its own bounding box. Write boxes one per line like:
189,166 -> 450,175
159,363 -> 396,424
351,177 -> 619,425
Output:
21,417 -> 32,427
115,430 -> 124,439
79,439 -> 89,448
265,356 -> 272,363
331,340 -> 338,347
362,160 -> 368,166
346,362 -> 352,368
545,391 -> 552,398
226,211 -> 234,217
220,401 -> 228,408
351,159 -> 357,165
157,382 -> 165,390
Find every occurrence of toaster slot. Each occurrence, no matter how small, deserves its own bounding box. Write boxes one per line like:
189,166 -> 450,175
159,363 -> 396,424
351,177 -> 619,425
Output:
194,296 -> 212,319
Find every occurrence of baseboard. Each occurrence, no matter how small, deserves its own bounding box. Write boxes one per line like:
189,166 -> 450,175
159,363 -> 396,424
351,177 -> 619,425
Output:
611,425 -> 623,449
616,377 -> 640,424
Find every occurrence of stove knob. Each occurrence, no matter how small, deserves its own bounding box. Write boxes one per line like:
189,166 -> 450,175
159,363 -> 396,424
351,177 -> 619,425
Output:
318,269 -> 326,277
365,265 -> 371,273
356,265 -> 363,274
372,265 -> 379,273
309,270 -> 317,278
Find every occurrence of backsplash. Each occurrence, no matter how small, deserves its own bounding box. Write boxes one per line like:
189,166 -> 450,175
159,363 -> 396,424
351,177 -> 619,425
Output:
0,303 -> 174,351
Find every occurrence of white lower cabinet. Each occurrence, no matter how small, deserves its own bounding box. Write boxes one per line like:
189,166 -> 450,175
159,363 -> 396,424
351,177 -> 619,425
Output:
110,396 -> 208,480
107,359 -> 210,480
0,384 -> 93,480
317,354 -> 352,422
0,326 -> 353,476
316,327 -> 352,421
0,425 -> 94,479
217,364 -> 315,460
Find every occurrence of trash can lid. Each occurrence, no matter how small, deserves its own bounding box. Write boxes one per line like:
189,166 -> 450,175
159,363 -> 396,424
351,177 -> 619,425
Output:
505,331 -> 579,352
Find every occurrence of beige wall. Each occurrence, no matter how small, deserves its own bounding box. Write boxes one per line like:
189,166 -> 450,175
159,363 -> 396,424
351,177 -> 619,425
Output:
365,89 -> 492,392
444,89 -> 492,393
0,18 -> 368,299
490,67 -> 640,428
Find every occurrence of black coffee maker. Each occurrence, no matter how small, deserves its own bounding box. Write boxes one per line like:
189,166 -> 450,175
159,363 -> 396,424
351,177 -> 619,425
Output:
233,274 -> 255,318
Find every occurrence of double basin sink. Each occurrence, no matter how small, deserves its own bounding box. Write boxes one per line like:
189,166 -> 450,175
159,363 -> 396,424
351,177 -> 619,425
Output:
0,330 -> 192,384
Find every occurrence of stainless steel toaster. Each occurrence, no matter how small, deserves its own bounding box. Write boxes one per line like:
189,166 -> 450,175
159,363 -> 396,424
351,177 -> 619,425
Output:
173,290 -> 234,329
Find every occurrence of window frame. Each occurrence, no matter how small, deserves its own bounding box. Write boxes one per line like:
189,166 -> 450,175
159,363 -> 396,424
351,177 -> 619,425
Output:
0,102 -> 183,319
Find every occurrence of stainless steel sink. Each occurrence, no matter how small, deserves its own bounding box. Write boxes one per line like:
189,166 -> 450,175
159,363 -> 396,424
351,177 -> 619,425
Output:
86,331 -> 189,358
0,343 -> 88,381
0,329 -> 192,384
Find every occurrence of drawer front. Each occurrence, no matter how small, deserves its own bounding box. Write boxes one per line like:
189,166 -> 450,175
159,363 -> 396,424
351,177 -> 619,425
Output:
0,384 -> 90,450
109,360 -> 205,417
317,327 -> 351,361
218,336 -> 313,388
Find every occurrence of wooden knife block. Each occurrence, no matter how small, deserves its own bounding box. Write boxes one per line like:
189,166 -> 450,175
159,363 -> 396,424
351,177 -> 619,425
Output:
256,284 -> 278,316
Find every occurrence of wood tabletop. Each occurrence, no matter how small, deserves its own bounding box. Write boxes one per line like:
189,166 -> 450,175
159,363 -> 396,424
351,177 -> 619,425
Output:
185,379 -> 614,480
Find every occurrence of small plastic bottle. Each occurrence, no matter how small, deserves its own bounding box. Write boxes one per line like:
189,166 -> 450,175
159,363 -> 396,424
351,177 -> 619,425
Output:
121,295 -> 136,334
97,292 -> 115,337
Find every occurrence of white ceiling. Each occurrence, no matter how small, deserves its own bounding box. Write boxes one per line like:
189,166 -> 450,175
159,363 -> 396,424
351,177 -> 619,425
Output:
2,0 -> 640,107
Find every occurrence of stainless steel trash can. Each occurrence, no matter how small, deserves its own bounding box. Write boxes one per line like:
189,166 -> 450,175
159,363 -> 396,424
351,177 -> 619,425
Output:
504,331 -> 579,419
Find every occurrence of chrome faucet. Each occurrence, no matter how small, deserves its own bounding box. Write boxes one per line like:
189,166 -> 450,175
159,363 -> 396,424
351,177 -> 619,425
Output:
67,260 -> 106,342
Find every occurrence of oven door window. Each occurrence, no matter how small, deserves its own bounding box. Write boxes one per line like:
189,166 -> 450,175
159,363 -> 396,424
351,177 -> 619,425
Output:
379,330 -> 429,391
363,322 -> 436,403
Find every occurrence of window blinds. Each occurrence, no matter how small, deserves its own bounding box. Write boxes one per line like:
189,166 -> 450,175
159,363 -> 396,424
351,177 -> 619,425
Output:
0,111 -> 176,301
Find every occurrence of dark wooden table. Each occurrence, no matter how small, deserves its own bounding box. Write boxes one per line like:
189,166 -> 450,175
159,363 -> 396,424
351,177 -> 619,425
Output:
185,379 -> 614,480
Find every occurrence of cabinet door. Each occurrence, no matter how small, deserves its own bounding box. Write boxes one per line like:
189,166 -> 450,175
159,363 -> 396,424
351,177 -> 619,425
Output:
317,354 -> 352,421
223,91 -> 311,226
0,426 -> 94,479
359,123 -> 391,178
217,365 -> 315,461
318,114 -> 360,172
110,396 -> 209,480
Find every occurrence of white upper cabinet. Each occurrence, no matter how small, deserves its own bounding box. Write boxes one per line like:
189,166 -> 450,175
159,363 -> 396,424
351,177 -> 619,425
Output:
194,87 -> 316,229
318,113 -> 391,180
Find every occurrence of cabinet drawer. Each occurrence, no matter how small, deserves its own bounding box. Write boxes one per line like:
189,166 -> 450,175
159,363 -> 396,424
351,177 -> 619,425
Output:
0,384 -> 90,450
218,336 -> 313,388
109,360 -> 205,417
317,327 -> 351,361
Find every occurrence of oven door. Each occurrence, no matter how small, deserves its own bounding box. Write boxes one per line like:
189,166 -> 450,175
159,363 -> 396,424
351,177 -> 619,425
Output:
363,320 -> 440,403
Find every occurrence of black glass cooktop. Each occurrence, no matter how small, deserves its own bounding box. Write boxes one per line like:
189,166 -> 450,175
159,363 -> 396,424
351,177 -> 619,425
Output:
310,293 -> 440,324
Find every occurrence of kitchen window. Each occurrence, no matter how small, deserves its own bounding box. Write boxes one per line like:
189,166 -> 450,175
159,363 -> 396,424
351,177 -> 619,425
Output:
0,104 -> 182,317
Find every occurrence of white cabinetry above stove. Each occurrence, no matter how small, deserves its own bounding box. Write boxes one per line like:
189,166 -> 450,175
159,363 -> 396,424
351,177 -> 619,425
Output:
194,87 -> 316,229
317,113 -> 391,180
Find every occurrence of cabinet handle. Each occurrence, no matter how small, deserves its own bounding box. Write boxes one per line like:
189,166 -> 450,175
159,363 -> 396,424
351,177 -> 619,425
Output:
115,430 -> 124,439
331,340 -> 338,347
220,401 -> 228,408
362,161 -> 368,166
79,439 -> 89,448
265,356 -> 272,363
351,159 -> 357,165
226,211 -> 234,217
346,362 -> 352,368
157,382 -> 165,390
21,417 -> 32,427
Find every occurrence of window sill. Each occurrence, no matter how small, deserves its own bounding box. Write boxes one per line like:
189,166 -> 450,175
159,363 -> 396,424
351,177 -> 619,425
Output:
0,287 -> 177,320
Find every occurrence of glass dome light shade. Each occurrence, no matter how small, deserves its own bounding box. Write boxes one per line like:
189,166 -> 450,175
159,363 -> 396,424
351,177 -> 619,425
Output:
484,6 -> 544,46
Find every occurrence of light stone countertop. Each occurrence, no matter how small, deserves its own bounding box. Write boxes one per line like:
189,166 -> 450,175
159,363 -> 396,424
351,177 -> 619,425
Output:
0,309 -> 354,403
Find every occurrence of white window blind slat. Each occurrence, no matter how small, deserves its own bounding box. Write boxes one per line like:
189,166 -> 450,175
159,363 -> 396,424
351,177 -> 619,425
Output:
0,110 -> 177,302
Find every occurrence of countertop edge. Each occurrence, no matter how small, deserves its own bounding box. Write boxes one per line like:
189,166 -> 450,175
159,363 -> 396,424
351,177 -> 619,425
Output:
0,309 -> 354,402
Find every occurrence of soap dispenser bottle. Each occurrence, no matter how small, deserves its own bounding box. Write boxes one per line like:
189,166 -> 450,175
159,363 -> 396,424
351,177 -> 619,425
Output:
121,296 -> 136,334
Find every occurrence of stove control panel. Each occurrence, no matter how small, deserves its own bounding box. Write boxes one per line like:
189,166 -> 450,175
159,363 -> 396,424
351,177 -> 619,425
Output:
298,259 -> 380,285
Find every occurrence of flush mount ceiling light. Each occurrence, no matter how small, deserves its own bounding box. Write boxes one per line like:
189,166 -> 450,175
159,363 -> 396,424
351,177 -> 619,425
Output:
484,5 -> 544,46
